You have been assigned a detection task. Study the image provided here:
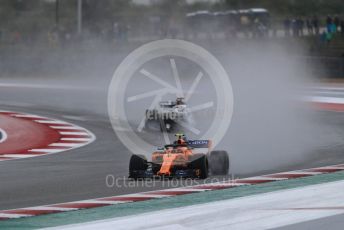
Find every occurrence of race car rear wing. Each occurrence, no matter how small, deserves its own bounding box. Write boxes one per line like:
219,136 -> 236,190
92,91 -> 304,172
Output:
160,140 -> 212,151
187,140 -> 212,149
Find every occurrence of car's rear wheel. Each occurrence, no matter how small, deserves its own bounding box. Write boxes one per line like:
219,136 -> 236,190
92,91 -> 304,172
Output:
209,151 -> 229,175
190,154 -> 208,179
129,154 -> 147,179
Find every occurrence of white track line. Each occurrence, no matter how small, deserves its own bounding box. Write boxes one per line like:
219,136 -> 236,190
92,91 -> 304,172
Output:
305,96 -> 344,104
49,143 -> 82,147
118,194 -> 173,198
68,200 -> 126,205
58,132 -> 89,136
2,154 -> 39,158
60,138 -> 91,141
35,120 -> 68,124
311,166 -> 344,170
50,126 -> 81,130
242,176 -> 288,181
21,206 -> 78,211
269,171 -> 322,176
29,149 -> 65,153
0,213 -> 33,218
13,114 -> 46,118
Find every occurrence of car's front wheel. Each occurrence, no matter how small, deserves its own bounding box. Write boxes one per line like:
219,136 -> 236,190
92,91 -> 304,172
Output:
190,154 -> 209,179
208,151 -> 229,175
129,154 -> 147,179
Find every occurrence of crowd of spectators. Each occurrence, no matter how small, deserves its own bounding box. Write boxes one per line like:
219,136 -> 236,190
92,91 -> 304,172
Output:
2,14 -> 344,48
283,16 -> 320,37
283,15 -> 344,42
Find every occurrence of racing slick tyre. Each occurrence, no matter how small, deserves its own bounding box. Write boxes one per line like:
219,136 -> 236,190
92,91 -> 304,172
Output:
208,151 -> 229,175
190,154 -> 209,179
129,154 -> 148,179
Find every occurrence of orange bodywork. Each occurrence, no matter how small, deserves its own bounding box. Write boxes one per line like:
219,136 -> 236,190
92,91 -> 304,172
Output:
152,146 -> 193,176
158,153 -> 178,176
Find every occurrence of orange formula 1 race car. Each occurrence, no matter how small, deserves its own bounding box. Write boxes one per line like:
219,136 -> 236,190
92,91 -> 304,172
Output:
129,134 -> 229,179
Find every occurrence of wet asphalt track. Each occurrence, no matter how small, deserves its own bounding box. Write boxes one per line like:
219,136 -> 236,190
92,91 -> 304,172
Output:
0,102 -> 233,210
0,99 -> 343,211
1,43 -> 344,212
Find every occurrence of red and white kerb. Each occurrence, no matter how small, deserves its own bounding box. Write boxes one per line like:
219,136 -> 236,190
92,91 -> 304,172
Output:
0,164 -> 343,220
0,110 -> 95,161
